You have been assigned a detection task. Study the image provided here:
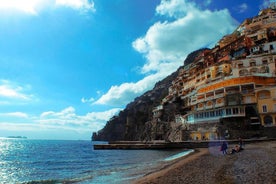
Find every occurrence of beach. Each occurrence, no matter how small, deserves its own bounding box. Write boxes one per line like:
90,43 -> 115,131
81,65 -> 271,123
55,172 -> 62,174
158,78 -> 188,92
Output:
133,141 -> 276,184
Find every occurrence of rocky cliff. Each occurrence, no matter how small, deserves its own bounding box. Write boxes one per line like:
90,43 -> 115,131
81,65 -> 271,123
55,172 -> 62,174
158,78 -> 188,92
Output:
92,49 -> 207,141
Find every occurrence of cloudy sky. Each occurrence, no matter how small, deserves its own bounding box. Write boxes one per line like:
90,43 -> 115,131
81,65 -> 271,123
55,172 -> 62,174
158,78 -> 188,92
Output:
0,0 -> 273,140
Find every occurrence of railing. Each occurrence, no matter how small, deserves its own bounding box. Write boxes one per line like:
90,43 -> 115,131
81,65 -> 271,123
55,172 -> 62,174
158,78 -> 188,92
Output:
214,93 -> 224,98
197,106 -> 205,111
242,98 -> 257,104
222,112 -> 245,118
197,98 -> 205,103
205,105 -> 213,110
206,96 -> 214,101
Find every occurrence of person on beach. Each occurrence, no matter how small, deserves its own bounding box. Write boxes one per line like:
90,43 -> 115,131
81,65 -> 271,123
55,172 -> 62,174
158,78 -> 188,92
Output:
231,145 -> 240,154
238,137 -> 244,150
221,141 -> 228,155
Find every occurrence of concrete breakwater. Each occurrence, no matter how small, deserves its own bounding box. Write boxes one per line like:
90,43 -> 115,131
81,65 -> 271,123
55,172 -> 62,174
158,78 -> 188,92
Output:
93,138 -> 276,150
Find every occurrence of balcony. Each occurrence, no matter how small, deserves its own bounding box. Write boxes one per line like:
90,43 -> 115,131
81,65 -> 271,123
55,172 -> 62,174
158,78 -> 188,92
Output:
214,93 -> 224,98
191,101 -> 197,105
215,103 -> 225,108
215,98 -> 225,107
206,96 -> 214,101
197,98 -> 205,103
197,106 -> 205,111
242,96 -> 257,104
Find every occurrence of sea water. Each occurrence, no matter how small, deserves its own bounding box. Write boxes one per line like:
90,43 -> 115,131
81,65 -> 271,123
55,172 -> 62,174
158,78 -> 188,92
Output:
0,139 -> 192,183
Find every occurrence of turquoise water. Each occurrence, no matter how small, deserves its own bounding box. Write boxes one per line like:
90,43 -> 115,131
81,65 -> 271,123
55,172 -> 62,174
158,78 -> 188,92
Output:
0,139 -> 191,183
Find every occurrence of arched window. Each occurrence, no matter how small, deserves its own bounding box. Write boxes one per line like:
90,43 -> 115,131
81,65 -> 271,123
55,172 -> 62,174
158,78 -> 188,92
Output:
250,61 -> 256,66
260,66 -> 269,73
239,69 -> 249,76
216,98 -> 223,104
250,67 -> 258,74
206,101 -> 213,107
198,103 -> 204,108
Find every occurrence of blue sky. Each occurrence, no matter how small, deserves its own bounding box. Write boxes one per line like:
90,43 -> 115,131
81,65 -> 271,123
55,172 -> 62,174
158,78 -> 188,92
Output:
0,0 -> 274,140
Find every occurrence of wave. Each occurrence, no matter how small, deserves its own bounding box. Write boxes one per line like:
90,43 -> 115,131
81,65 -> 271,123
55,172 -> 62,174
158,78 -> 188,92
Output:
22,179 -> 61,184
164,150 -> 194,161
22,175 -> 95,184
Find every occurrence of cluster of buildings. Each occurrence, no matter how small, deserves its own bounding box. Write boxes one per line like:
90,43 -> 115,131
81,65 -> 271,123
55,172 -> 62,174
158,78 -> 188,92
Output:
152,5 -> 276,140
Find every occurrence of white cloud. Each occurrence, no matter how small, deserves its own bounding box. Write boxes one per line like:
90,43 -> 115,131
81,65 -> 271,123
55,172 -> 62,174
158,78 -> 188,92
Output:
156,0 -> 195,18
238,3 -> 248,13
94,71 -> 169,106
0,106 -> 121,139
56,0 -> 95,12
38,106 -> 121,130
81,97 -> 95,104
0,0 -> 95,15
95,0 -> 237,106
204,0 -> 212,6
0,0 -> 42,14
0,80 -> 34,101
0,112 -> 28,118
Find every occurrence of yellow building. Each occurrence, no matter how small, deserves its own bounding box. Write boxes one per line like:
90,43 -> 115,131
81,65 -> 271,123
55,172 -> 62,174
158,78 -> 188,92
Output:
256,87 -> 276,126
190,127 -> 218,140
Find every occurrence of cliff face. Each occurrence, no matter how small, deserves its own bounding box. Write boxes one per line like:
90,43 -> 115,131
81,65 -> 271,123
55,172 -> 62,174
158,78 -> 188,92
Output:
92,49 -> 206,141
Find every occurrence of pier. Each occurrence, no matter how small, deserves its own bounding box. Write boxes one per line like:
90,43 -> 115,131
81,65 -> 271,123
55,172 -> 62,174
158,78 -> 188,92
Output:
93,138 -> 276,150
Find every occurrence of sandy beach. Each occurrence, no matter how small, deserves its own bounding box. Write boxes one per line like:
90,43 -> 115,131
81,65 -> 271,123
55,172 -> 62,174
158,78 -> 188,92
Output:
133,141 -> 276,184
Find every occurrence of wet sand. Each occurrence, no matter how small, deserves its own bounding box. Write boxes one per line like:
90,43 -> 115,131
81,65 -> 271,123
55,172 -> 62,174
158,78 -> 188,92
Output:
133,141 -> 276,184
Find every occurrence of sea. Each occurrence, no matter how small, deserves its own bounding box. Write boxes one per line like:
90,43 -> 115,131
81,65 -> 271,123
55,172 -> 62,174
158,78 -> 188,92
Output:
0,138 -> 193,184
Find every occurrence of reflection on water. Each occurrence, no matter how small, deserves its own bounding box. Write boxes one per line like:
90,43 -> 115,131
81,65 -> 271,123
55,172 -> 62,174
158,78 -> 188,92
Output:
0,139 -> 192,183
0,138 -> 25,183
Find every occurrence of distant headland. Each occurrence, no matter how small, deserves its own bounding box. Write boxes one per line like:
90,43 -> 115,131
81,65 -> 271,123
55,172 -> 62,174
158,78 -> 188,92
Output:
6,136 -> 27,139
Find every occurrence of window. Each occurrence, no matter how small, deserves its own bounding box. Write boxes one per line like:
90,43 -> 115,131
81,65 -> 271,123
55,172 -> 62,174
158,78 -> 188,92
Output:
262,60 -> 268,65
210,111 -> 214,117
240,107 -> 245,114
270,44 -> 274,50
264,115 -> 273,125
199,113 -> 203,118
262,105 -> 267,113
250,62 -> 256,66
226,108 -> 232,115
216,109 -> 223,116
233,108 -> 239,114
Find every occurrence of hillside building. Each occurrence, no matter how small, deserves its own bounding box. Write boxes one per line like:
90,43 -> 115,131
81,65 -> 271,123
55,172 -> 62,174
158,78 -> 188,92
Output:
152,6 -> 276,141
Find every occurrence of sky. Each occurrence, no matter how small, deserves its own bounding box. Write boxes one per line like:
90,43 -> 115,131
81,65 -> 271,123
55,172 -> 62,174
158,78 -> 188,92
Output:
0,0 -> 274,140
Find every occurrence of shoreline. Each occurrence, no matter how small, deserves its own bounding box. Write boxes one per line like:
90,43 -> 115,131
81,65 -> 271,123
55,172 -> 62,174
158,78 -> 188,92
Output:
132,141 -> 276,184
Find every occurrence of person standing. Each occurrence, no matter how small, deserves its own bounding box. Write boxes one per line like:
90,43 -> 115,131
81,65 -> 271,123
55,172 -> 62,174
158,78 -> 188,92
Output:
221,141 -> 228,155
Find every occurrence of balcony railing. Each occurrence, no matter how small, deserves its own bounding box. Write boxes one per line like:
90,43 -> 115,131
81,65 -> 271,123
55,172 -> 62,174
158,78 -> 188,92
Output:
215,103 -> 225,108
214,93 -> 224,98
197,98 -> 205,103
197,106 -> 205,111
242,98 -> 257,104
206,96 -> 214,101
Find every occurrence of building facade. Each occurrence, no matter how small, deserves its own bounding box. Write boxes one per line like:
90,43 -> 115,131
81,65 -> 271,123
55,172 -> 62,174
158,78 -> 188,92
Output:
152,6 -> 276,140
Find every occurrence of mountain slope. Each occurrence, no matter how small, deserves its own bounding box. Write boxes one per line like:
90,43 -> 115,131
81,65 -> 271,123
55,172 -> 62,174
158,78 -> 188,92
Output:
92,49 -> 206,141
